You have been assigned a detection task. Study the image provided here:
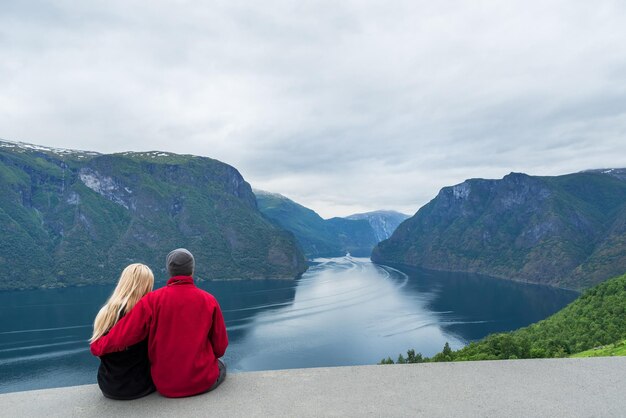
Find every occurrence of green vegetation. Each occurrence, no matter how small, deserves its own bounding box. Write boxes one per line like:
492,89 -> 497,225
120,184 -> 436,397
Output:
373,170 -> 626,290
381,272 -> 626,364
0,141 -> 307,290
255,190 -> 379,257
571,340 -> 626,357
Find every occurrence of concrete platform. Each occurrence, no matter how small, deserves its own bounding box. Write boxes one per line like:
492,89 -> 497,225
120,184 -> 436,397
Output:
1,357 -> 624,417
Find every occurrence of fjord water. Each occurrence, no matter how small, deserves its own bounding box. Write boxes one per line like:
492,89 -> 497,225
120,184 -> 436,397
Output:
0,257 -> 577,393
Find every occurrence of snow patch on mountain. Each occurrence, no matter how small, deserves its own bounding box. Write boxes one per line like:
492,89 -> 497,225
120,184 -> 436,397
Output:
78,168 -> 133,210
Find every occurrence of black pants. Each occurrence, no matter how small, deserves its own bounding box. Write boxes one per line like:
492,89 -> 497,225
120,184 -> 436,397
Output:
207,358 -> 227,392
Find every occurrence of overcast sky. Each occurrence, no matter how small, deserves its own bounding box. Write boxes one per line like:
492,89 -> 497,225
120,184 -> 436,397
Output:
2,1 -> 626,217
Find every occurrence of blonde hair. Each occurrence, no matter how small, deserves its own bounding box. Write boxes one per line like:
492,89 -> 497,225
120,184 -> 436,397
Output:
90,263 -> 154,342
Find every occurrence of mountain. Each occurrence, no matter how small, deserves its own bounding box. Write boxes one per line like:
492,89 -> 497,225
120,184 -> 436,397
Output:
0,140 -> 307,290
254,190 -> 379,257
254,190 -> 341,256
372,170 -> 626,290
324,216 -> 379,256
383,271 -> 626,363
346,210 -> 410,242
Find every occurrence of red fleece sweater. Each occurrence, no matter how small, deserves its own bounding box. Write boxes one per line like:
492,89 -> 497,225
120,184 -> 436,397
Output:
90,276 -> 228,398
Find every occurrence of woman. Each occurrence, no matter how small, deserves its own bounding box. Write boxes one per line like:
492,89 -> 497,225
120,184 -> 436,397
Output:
90,263 -> 156,400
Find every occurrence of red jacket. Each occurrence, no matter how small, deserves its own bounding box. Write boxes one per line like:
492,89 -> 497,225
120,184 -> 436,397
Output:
90,276 -> 228,398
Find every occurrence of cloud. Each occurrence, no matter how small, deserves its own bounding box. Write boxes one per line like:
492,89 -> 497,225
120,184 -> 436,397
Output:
1,0 -> 626,217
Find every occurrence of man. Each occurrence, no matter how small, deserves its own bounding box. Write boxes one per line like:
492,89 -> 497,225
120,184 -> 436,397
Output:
90,248 -> 228,398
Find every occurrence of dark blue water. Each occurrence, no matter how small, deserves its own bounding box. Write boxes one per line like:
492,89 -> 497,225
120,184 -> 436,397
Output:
0,257 -> 577,394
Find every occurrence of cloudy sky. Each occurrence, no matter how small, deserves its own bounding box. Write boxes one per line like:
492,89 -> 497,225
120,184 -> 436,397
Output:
2,1 -> 626,217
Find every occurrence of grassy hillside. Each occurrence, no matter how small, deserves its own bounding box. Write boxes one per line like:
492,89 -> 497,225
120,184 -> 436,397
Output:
571,340 -> 626,358
382,272 -> 626,363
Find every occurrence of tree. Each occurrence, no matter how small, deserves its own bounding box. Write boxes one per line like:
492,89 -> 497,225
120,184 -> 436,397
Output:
406,349 -> 424,363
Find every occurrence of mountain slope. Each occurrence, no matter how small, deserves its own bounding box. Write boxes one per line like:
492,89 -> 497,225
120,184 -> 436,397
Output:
254,190 -> 379,257
453,271 -> 626,359
372,170 -> 626,289
0,140 -> 307,290
254,190 -> 341,257
325,216 -> 379,256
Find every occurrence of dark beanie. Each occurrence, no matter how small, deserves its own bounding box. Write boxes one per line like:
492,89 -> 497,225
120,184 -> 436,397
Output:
166,248 -> 195,277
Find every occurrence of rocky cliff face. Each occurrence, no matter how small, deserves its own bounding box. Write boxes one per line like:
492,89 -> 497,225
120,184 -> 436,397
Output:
372,171 -> 626,289
346,210 -> 410,242
0,140 -> 307,290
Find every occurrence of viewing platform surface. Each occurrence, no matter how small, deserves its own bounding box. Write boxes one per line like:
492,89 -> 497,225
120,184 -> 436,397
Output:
1,357 -> 624,417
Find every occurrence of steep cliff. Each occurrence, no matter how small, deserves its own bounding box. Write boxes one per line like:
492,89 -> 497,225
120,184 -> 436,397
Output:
372,170 -> 626,289
0,140 -> 307,290
346,210 -> 409,242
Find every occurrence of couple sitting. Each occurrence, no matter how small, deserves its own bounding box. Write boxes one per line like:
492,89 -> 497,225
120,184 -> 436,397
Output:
89,248 -> 228,399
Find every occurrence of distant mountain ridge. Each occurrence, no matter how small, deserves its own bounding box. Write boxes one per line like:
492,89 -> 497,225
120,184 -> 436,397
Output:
0,139 -> 307,290
254,190 -> 406,258
372,170 -> 626,290
581,168 -> 626,180
346,210 -> 409,242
